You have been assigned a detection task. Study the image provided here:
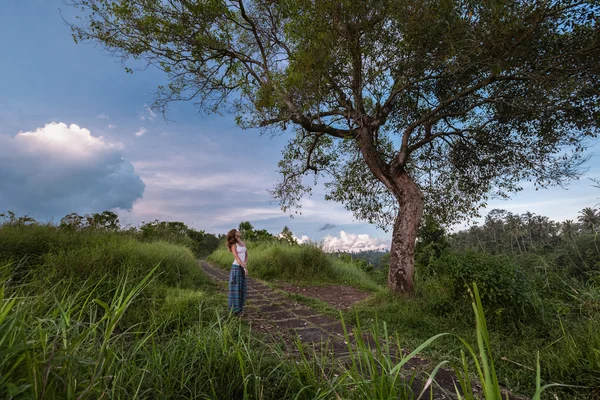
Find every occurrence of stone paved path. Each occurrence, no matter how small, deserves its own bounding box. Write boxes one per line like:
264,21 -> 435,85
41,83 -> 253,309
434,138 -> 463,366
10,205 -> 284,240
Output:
199,260 -> 462,399
199,261 -> 352,355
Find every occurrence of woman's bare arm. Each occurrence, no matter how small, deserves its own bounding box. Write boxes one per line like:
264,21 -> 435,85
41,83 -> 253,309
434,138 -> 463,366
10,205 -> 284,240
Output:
243,250 -> 249,276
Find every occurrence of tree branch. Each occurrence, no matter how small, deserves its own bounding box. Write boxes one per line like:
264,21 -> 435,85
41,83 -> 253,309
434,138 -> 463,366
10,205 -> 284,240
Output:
237,0 -> 269,75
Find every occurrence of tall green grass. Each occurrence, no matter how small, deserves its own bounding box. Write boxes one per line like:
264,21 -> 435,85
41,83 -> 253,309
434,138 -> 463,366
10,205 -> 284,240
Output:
2,223 -> 590,398
209,239 -> 599,396
0,224 -> 335,399
208,242 -> 380,291
0,268 -> 340,399
350,287 -> 599,398
0,224 -> 217,332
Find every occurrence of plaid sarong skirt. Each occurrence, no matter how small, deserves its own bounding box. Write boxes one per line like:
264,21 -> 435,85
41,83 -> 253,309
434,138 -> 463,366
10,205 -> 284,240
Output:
228,264 -> 247,315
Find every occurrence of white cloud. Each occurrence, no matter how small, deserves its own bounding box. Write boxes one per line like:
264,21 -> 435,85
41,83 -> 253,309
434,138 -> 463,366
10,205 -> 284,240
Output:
322,231 -> 389,253
108,124 -> 116,129
97,113 -> 110,120
0,122 -> 144,219
14,122 -> 122,158
140,106 -> 157,121
294,235 -> 311,244
135,127 -> 147,137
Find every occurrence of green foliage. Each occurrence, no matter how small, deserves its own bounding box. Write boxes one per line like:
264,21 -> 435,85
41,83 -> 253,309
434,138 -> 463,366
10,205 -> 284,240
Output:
69,0 -> 600,294
333,253 -> 376,274
452,208 -> 563,255
0,223 -> 338,399
0,222 -> 217,333
138,219 -> 220,257
0,211 -> 36,226
0,275 -> 336,399
279,225 -> 297,245
1,209 -> 598,397
341,250 -> 389,269
6,218 -> 562,399
0,211 -> 222,263
415,215 -> 448,264
347,208 -> 600,396
85,210 -> 120,230
236,221 -> 276,243
428,250 -> 531,318
238,221 -> 254,238
213,241 -> 331,281
209,241 -> 380,291
577,207 -> 599,234
555,234 -> 600,279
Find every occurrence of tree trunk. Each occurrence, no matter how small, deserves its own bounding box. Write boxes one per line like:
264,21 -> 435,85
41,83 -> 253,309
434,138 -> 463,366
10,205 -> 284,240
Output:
387,172 -> 424,294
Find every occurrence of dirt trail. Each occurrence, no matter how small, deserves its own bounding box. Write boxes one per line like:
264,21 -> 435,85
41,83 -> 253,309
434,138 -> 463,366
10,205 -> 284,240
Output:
199,260 -> 465,399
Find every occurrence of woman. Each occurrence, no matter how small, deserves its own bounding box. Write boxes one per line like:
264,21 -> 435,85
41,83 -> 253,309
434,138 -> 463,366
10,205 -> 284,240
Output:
226,229 -> 248,316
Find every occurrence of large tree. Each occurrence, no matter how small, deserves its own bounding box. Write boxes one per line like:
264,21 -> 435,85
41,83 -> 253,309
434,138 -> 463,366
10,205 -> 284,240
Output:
68,0 -> 599,293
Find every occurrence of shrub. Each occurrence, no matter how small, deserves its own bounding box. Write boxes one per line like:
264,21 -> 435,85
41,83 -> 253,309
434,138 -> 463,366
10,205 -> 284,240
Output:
428,249 -> 532,319
554,234 -> 600,280
0,224 -> 217,331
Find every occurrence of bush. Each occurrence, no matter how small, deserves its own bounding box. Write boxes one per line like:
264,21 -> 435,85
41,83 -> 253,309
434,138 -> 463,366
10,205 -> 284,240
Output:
428,249 -> 532,319
416,276 -> 456,317
138,220 -> 221,258
0,224 -> 217,331
554,234 -> 600,280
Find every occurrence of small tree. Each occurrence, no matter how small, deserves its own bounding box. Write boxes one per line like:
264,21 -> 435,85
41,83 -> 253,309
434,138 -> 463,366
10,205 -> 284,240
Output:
85,211 -> 120,230
139,219 -> 189,238
60,213 -> 84,230
238,221 -> 255,240
70,0 -> 600,293
561,219 -> 577,242
0,211 -> 36,226
279,225 -> 297,245
253,228 -> 275,242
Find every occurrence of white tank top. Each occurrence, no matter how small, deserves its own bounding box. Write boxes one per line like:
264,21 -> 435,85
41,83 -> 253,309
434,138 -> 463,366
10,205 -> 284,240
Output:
232,243 -> 247,265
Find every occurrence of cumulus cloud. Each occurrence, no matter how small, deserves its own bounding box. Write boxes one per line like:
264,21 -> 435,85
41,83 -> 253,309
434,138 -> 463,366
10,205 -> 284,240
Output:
135,127 -> 147,137
319,223 -> 336,231
294,235 -> 312,244
0,122 -> 145,219
322,231 -> 389,253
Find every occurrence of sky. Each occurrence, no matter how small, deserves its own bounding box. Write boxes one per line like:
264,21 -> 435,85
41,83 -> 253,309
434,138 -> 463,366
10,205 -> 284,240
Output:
1,0 -> 599,252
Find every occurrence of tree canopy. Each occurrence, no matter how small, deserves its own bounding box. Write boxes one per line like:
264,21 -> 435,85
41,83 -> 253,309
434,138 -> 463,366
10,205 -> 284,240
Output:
69,0 -> 600,292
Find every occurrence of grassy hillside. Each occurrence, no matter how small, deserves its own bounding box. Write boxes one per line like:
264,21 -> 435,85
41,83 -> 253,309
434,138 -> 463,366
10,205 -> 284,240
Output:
209,236 -> 599,398
0,223 -> 342,399
3,218 -> 597,398
208,242 -> 381,292
3,222 -> 525,399
348,237 -> 600,397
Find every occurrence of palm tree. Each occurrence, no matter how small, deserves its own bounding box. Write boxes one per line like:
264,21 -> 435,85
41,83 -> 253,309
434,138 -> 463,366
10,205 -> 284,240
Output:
521,211 -> 536,248
561,219 -> 577,242
577,207 -> 599,233
505,213 -> 524,253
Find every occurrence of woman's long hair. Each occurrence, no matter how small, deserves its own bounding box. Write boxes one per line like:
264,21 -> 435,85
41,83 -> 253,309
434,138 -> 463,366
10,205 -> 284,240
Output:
226,229 -> 238,252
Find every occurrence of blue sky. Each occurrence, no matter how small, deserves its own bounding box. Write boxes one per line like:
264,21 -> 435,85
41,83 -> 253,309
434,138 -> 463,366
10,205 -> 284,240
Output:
1,0 -> 598,252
